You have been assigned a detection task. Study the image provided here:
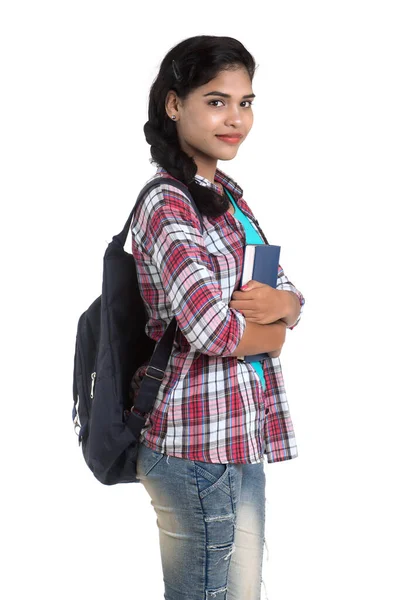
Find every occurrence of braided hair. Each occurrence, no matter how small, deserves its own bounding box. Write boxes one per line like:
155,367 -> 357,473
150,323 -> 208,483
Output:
143,35 -> 257,218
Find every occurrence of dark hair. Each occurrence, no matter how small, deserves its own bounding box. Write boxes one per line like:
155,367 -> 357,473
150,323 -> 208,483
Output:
143,35 -> 257,218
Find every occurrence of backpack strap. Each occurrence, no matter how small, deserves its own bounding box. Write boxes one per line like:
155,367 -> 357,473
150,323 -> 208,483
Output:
126,316 -> 178,439
113,176 -> 205,247
121,176 -> 205,440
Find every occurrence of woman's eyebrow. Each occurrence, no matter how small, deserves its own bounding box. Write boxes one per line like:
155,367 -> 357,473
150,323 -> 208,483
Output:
203,91 -> 256,99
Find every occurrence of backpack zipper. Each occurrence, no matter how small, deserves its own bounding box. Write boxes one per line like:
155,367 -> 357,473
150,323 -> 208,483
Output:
90,372 -> 96,398
73,395 -> 81,435
74,334 -> 98,444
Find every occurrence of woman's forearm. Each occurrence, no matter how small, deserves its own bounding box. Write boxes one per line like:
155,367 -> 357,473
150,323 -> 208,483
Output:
229,319 -> 286,358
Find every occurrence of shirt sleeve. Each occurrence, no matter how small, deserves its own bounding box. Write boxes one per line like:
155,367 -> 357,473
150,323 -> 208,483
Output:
276,263 -> 305,330
135,182 -> 246,356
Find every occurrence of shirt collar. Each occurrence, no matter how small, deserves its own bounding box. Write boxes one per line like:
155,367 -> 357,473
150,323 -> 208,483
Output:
156,166 -> 243,202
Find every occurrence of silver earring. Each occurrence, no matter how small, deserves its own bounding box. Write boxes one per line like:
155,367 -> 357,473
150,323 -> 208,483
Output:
171,115 -> 176,120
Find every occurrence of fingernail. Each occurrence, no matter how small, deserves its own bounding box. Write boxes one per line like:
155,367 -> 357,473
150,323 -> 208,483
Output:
241,285 -> 249,290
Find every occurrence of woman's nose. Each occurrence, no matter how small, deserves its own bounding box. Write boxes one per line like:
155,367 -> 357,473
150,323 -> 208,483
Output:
224,106 -> 242,126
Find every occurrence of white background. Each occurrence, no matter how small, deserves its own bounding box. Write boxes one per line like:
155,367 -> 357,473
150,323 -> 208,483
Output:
1,1 -> 399,599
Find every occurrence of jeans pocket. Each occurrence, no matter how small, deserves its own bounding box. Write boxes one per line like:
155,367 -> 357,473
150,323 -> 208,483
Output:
194,461 -> 231,499
137,444 -> 165,477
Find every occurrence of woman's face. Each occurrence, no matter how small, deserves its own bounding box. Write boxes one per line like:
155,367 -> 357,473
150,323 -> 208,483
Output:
165,66 -> 255,176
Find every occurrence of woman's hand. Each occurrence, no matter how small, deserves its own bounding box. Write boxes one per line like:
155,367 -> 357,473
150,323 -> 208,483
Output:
229,280 -> 286,325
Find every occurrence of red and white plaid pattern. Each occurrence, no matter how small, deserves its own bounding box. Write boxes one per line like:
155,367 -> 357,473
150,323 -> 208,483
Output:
130,166 -> 305,464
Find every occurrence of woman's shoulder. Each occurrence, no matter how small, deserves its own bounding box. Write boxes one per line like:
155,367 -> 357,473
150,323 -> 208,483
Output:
137,169 -> 194,212
132,169 -> 202,233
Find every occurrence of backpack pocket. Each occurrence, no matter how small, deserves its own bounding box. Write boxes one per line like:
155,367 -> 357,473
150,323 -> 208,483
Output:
72,336 -> 97,446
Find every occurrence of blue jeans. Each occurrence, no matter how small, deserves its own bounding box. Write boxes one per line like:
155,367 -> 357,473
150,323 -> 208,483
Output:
136,441 -> 268,600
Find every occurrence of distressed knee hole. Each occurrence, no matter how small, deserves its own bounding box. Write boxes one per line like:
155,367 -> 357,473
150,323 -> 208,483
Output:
206,585 -> 228,598
207,541 -> 232,550
204,513 -> 235,523
207,541 -> 236,564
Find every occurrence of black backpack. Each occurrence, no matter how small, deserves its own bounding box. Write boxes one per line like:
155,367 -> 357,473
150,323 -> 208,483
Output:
72,176 -> 204,485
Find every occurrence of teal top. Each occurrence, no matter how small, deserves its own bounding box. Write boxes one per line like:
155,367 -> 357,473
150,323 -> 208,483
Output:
223,187 -> 267,391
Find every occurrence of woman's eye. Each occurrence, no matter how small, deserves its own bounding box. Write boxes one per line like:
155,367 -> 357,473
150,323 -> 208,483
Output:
208,100 -> 254,108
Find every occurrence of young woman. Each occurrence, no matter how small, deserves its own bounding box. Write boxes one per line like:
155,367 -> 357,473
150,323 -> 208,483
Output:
130,35 -> 305,600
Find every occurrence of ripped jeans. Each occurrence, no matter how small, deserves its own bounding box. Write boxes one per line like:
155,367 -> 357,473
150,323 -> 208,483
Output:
136,441 -> 268,600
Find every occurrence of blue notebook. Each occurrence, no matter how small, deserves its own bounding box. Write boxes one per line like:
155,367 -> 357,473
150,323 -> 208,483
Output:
238,244 -> 281,362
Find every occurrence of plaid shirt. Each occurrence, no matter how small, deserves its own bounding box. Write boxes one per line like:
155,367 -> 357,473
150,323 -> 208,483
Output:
130,166 -> 305,464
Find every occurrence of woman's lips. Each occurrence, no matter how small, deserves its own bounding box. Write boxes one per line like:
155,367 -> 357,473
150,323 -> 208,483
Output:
216,135 -> 242,145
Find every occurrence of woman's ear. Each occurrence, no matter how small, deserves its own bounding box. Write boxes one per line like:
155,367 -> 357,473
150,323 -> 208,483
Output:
165,90 -> 179,119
